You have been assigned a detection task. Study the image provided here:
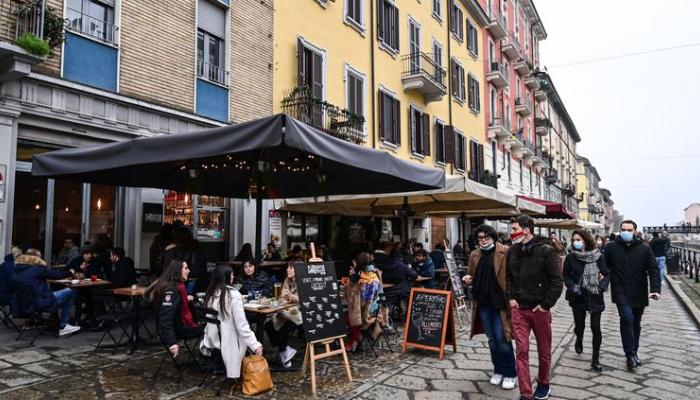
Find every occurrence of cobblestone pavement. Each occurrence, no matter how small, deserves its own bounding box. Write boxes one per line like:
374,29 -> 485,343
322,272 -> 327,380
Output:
1,284 -> 699,399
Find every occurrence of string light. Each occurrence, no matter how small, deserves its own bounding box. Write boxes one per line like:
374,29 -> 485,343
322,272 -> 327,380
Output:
181,154 -> 318,176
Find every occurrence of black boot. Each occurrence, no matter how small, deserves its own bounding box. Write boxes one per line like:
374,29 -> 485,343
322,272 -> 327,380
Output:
633,353 -> 642,366
591,347 -> 602,371
626,356 -> 637,371
575,335 -> 583,354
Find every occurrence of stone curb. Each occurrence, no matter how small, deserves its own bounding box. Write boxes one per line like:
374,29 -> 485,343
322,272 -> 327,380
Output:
666,275 -> 700,329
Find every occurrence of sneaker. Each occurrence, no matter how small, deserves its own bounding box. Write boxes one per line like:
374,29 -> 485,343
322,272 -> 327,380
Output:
59,324 -> 81,337
283,360 -> 292,368
282,346 -> 297,363
533,383 -> 551,399
502,377 -> 517,390
489,373 -> 503,385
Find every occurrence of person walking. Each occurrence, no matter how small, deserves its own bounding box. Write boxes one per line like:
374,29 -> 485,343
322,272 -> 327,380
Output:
604,220 -> 660,370
649,232 -> 669,284
506,215 -> 563,400
563,230 -> 610,372
463,224 -> 517,390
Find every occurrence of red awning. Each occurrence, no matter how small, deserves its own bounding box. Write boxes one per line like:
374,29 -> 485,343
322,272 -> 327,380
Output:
517,196 -> 576,219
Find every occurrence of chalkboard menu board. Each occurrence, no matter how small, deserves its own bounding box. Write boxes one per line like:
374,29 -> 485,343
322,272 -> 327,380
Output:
293,261 -> 346,343
402,288 -> 456,359
444,249 -> 465,298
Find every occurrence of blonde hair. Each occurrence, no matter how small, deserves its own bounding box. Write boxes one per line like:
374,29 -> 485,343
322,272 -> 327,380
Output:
15,255 -> 47,267
11,247 -> 22,259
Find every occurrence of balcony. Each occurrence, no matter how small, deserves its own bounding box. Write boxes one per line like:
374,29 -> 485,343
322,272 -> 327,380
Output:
513,58 -> 532,76
401,52 -> 447,103
486,61 -> 508,88
535,117 -> 552,136
485,9 -> 508,39
0,0 -> 47,83
281,86 -> 365,144
197,60 -> 229,87
562,183 -> 577,196
502,34 -> 522,60
487,116 -> 511,143
505,129 -> 526,158
515,96 -> 533,116
524,75 -> 539,90
532,147 -> 547,167
545,168 -> 559,184
469,169 -> 499,189
534,88 -> 547,102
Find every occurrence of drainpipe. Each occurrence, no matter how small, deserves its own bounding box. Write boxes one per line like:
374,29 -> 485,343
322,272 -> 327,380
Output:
446,1 -> 453,176
370,0 -> 377,149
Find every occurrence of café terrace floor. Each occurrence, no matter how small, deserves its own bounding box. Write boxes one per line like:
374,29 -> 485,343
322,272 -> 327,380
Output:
1,284 -> 699,400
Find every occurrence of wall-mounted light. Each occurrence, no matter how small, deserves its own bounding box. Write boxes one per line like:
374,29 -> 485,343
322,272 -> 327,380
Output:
97,198 -> 102,211
184,193 -> 189,204
65,206 -> 69,212
34,204 -> 40,210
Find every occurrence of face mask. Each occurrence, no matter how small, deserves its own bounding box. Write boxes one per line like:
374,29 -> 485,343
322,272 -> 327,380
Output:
480,243 -> 495,251
620,231 -> 634,242
366,264 -> 375,272
596,241 -> 603,247
573,241 -> 584,251
511,230 -> 525,244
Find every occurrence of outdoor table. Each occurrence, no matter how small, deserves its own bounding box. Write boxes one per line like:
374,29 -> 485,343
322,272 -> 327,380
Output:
244,302 -> 296,341
49,279 -> 112,327
382,282 -> 395,289
113,286 -> 147,352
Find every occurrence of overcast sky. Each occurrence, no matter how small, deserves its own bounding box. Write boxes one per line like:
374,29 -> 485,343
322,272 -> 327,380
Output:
536,0 -> 700,228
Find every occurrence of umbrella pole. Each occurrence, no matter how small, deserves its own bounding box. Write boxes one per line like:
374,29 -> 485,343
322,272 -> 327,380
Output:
255,187 -> 263,263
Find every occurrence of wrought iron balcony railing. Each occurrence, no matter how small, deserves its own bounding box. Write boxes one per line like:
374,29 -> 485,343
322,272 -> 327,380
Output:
281,86 -> 365,144
402,52 -> 446,89
197,59 -> 229,87
66,6 -> 118,45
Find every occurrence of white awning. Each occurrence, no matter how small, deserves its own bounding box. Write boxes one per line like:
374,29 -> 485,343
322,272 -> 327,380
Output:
534,219 -> 604,230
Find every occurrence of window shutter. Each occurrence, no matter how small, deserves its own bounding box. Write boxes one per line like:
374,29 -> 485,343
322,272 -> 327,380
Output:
198,0 -> 226,38
377,0 -> 384,41
470,141 -> 477,173
445,125 -> 455,164
476,81 -> 481,112
393,5 -> 400,51
394,98 -> 401,145
450,60 -> 457,97
297,39 -> 305,86
474,26 -> 479,55
312,52 -> 323,98
409,106 -> 416,153
477,144 -> 485,177
348,74 -> 356,114
422,113 -> 431,156
378,91 -> 386,140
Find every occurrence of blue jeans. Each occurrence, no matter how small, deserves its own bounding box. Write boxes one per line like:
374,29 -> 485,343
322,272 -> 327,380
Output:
616,304 -> 644,357
51,288 -> 76,329
656,256 -> 666,282
478,304 -> 516,377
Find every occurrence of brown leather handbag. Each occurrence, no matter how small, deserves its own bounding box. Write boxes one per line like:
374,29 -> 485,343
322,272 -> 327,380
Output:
241,354 -> 273,395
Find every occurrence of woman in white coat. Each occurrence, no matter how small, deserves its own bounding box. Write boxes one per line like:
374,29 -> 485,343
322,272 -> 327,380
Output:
200,264 -> 263,379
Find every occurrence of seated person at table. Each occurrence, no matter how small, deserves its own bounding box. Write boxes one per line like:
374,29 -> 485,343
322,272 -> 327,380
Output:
287,245 -> 303,261
0,247 -> 21,306
372,242 -> 393,271
265,260 -> 303,368
378,249 -> 417,299
108,247 -> 136,288
65,247 -> 103,277
412,249 -> 436,289
12,249 -> 81,336
344,252 -> 382,351
237,260 -> 271,298
263,243 -> 282,261
429,243 -> 448,270
200,264 -> 263,379
56,239 -> 80,265
146,260 -> 204,358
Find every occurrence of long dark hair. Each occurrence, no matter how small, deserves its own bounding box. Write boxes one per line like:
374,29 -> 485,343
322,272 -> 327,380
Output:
146,260 -> 186,305
204,264 -> 234,319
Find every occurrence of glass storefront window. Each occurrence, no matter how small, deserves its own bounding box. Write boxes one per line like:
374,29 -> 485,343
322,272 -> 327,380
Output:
164,191 -> 194,228
164,190 -> 227,242
89,184 -> 115,245
11,171 -> 47,252
197,209 -> 225,240
52,180 -> 83,262
286,213 -> 319,249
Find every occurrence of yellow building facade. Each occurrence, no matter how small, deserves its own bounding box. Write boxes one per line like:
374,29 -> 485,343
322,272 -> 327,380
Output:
576,157 -> 591,222
273,0 -> 489,174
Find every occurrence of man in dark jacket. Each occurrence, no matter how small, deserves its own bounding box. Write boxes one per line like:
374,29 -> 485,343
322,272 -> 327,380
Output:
649,232 -> 669,283
65,247 -> 103,278
372,242 -> 393,271
108,247 -> 137,288
379,250 -> 418,298
411,249 -> 435,289
604,220 -> 660,370
0,248 -> 21,305
506,215 -> 563,400
12,249 -> 81,336
429,243 -> 448,270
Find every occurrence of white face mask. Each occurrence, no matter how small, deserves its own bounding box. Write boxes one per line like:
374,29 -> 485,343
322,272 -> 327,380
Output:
480,243 -> 495,251
512,236 -> 524,244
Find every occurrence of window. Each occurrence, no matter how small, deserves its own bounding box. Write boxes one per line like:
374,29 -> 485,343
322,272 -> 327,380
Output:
489,86 -> 497,123
378,0 -> 399,52
432,40 -> 444,85
519,159 -> 524,186
435,120 -> 446,163
450,1 -> 464,41
197,0 -> 228,86
379,90 -> 401,145
491,141 -> 497,173
408,19 -> 420,73
468,75 -> 480,113
456,133 -> 467,171
346,0 -> 363,28
467,19 -> 478,56
507,152 -> 512,181
432,0 -> 442,19
451,59 -> 465,102
346,66 -> 364,131
529,167 -> 533,191
298,39 -> 324,98
469,140 -> 484,181
409,106 -> 431,156
66,0 -> 116,44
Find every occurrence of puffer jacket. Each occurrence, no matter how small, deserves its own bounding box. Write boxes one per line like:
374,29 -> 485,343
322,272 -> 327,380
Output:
505,236 -> 563,310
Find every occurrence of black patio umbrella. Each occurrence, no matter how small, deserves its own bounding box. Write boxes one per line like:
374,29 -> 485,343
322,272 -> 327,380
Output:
32,114 -> 445,260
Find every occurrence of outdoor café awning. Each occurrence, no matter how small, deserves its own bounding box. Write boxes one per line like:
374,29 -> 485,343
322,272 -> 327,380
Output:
535,219 -> 604,230
426,195 -> 546,218
517,195 -> 576,219
276,175 -> 533,217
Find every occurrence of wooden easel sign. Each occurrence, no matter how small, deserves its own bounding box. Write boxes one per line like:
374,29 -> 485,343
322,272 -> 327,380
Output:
402,288 -> 456,359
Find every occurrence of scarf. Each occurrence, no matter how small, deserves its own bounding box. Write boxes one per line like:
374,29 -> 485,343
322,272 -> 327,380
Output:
472,247 -> 506,311
178,282 -> 198,329
573,249 -> 601,295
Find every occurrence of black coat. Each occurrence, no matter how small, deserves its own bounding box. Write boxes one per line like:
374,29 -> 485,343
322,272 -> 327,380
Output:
237,271 -> 272,298
505,236 -> 563,309
379,255 -> 417,297
13,263 -> 71,314
109,257 -> 137,288
604,238 -> 660,307
563,252 -> 610,314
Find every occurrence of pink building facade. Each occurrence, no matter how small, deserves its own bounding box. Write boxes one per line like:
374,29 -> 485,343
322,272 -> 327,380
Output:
478,0 -> 547,197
